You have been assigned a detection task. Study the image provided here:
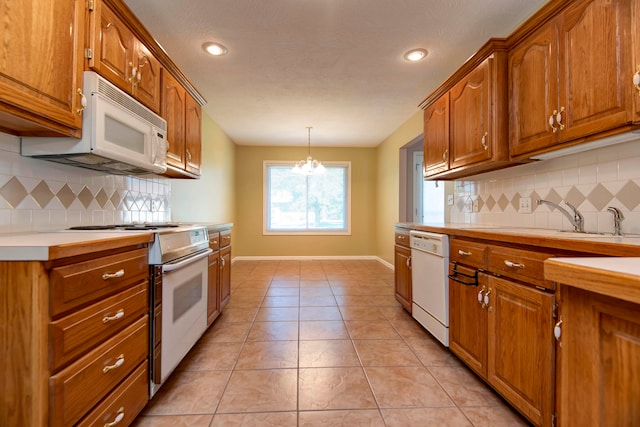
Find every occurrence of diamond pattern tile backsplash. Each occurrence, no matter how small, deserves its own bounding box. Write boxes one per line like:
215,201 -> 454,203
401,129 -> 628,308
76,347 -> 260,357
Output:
0,133 -> 170,232
450,137 -> 640,235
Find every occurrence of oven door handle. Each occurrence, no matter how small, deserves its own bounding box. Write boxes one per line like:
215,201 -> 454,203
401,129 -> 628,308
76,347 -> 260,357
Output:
162,249 -> 213,273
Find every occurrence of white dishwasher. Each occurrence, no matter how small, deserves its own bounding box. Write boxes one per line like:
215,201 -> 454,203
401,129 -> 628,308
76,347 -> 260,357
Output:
410,230 -> 449,346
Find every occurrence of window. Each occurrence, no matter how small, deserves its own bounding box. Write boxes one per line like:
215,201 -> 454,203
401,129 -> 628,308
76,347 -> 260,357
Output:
264,161 -> 351,235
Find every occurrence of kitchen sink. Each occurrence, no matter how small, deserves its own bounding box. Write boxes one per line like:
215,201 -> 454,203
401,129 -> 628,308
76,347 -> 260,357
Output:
461,227 -> 640,240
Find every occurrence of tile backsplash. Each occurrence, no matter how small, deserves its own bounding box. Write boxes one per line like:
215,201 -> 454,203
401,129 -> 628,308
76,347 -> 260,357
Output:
0,132 -> 171,232
450,136 -> 640,235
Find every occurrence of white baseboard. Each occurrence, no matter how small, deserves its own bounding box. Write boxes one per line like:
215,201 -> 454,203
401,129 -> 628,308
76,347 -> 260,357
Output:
231,255 -> 393,270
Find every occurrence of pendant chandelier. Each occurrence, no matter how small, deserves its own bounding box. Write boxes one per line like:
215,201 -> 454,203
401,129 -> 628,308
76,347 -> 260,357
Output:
292,126 -> 325,175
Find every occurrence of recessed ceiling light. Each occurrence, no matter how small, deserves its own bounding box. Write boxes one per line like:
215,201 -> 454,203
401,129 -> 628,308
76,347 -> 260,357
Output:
203,42 -> 228,56
403,48 -> 428,62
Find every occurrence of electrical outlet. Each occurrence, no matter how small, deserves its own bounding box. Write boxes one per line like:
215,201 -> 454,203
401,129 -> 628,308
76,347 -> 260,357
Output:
447,195 -> 454,206
519,197 -> 532,214
472,199 -> 479,212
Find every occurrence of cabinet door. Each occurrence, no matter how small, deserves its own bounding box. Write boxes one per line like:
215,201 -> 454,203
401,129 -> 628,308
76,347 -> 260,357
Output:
633,0 -> 640,123
207,252 -> 220,326
162,70 -> 186,170
558,286 -> 640,427
449,58 -> 492,169
0,0 -> 84,133
423,93 -> 449,176
219,247 -> 231,309
557,0 -> 633,141
134,43 -> 162,114
487,276 -> 554,427
185,94 -> 202,176
394,245 -> 412,312
449,268 -> 487,377
89,0 -> 136,94
509,20 -> 559,158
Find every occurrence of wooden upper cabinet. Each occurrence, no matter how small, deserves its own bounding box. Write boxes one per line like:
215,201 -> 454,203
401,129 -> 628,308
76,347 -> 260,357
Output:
509,0 -> 634,159
0,0 -> 84,137
185,94 -> 202,176
631,0 -> 640,123
88,0 -> 161,113
133,43 -> 162,113
161,69 -> 202,178
162,70 -> 187,169
423,93 -> 449,177
449,57 -> 493,169
509,21 -> 559,157
421,42 -> 511,180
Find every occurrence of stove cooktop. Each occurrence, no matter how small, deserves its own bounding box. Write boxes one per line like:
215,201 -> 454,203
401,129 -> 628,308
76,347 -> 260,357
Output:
67,223 -> 181,231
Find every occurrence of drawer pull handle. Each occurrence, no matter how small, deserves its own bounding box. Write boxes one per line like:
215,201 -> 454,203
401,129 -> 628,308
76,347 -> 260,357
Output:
504,260 -> 525,269
458,250 -> 472,256
102,309 -> 125,323
104,407 -> 125,427
102,269 -> 125,280
103,354 -> 125,373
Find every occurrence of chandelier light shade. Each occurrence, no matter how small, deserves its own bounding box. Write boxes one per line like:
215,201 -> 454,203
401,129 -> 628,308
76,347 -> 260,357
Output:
292,126 -> 326,175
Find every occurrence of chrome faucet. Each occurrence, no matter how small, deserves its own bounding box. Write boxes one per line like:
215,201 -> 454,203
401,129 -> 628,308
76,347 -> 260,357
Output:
537,199 -> 585,232
607,206 -> 625,236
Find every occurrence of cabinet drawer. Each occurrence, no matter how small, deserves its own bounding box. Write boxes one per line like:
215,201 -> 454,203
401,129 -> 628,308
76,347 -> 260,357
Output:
75,360 -> 149,427
395,230 -> 410,247
209,231 -> 220,250
220,229 -> 231,248
49,317 -> 149,427
49,282 -> 148,371
50,247 -> 149,317
488,245 -> 555,289
450,239 -> 488,269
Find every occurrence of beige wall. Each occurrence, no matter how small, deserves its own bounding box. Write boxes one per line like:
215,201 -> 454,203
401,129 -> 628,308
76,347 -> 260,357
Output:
234,145 -> 377,257
375,110 -> 424,264
171,112 -> 236,223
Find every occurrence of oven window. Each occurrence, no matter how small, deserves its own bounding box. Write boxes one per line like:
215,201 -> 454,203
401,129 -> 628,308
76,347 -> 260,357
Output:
173,273 -> 203,322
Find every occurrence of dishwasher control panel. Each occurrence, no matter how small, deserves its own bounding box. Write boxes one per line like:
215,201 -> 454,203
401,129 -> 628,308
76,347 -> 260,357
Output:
409,230 -> 449,257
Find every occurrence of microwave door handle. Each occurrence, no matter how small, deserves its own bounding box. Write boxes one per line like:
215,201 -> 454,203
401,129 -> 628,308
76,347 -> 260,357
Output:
162,249 -> 213,273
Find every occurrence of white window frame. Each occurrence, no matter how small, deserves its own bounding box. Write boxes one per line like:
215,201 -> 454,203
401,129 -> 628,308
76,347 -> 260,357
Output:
263,160 -> 352,235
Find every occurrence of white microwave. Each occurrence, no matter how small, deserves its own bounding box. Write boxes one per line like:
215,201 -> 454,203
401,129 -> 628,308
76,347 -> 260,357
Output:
21,71 -> 167,175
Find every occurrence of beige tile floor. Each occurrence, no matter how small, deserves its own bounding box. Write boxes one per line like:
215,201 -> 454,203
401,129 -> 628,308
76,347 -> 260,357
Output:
133,260 -> 530,427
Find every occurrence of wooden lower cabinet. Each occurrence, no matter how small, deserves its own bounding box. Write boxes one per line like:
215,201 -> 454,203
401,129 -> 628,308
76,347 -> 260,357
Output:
0,241 -> 150,427
220,245 -> 231,309
394,244 -> 412,312
206,227 -> 231,326
487,276 -> 555,427
449,266 -> 555,426
449,268 -> 488,376
557,285 -> 640,426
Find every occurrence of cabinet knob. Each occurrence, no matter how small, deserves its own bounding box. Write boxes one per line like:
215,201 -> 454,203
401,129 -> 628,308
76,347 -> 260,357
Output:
554,318 -> 563,342
102,309 -> 125,323
102,354 -> 125,373
633,68 -> 640,94
103,407 -> 125,427
549,111 -> 558,133
102,269 -> 125,280
76,88 -> 87,115
504,260 -> 525,269
481,132 -> 488,150
556,106 -> 565,130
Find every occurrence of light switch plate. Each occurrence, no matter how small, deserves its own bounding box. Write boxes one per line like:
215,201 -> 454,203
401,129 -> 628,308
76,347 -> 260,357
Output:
519,197 -> 532,213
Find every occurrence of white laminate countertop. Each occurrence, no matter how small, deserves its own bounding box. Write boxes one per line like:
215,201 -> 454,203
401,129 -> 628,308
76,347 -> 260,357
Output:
0,231 -> 155,261
546,257 -> 640,277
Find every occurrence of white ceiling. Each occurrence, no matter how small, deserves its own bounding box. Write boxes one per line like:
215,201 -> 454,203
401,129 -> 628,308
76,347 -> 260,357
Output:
123,0 -> 549,147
